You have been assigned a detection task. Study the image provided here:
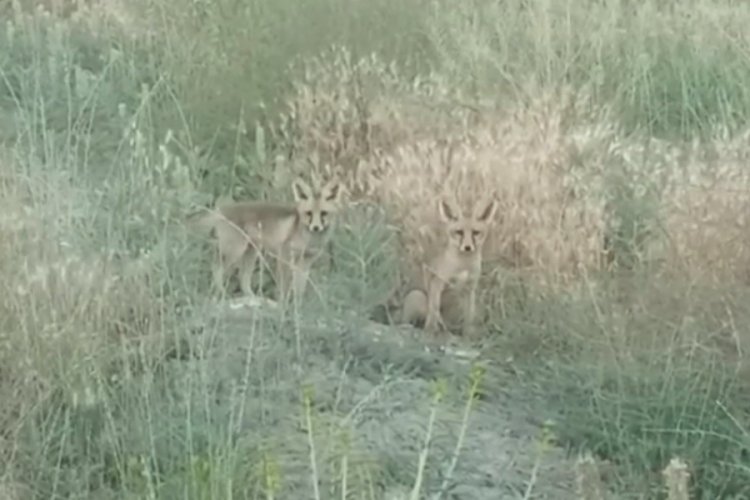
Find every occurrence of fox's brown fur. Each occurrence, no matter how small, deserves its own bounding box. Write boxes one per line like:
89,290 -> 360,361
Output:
189,177 -> 343,302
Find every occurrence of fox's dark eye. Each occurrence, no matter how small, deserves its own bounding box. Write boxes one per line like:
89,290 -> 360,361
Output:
454,230 -> 464,238
472,230 -> 481,237
305,210 -> 313,218
320,211 -> 328,218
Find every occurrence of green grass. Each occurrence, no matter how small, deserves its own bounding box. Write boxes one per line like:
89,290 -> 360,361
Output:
426,0 -> 750,138
1,0 -> 750,498
492,277 -> 750,498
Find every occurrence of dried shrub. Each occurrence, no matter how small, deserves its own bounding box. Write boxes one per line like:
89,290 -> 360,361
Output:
5,0 -> 150,37
574,452 -> 606,500
272,46 -> 476,197
659,129 -> 750,285
274,47 -> 750,297
663,457 -> 691,500
274,53 -> 615,287
0,151 -> 160,425
364,87 -> 614,292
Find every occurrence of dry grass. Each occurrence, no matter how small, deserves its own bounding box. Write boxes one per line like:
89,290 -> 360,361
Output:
663,458 -> 692,500
260,0 -> 750,302
367,89 -> 613,289
0,145 -> 159,385
1,1 -> 749,498
270,46 -> 468,197
275,51 -> 750,297
574,453 -> 606,500
273,54 -> 612,287
0,150 -> 163,499
658,130 -> 750,285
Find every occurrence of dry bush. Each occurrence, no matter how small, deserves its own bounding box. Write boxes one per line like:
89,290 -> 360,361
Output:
273,48 -> 750,314
362,87 -> 617,293
663,457 -> 691,500
2,0 -> 85,18
274,51 -> 616,288
658,129 -> 750,285
272,46 -> 477,198
4,0 -> 145,35
590,126 -> 750,287
0,150 -> 160,451
574,453 -> 606,500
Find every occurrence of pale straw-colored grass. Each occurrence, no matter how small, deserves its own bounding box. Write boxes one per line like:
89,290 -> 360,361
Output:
276,49 -> 750,296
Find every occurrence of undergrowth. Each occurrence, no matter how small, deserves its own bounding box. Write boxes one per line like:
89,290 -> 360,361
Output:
0,0 -> 749,498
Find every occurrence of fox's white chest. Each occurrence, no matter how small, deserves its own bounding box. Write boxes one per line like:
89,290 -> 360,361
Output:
424,247 -> 482,290
449,269 -> 472,286
431,259 -> 478,288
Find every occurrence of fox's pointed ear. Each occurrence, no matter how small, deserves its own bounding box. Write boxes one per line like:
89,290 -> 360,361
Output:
321,178 -> 343,203
292,177 -> 313,201
438,198 -> 461,223
473,196 -> 497,223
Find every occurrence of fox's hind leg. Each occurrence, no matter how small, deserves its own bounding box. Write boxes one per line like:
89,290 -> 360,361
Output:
214,227 -> 249,296
238,248 -> 259,296
400,289 -> 428,328
290,255 -> 312,303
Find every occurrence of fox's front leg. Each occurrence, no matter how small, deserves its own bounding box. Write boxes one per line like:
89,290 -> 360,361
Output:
238,249 -> 258,296
424,277 -> 445,333
462,280 -> 479,338
290,254 -> 311,302
275,251 -> 292,303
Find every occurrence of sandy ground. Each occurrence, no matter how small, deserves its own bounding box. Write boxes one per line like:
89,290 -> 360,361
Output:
180,295 -> 582,499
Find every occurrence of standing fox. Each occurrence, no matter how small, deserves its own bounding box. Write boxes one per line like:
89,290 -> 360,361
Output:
400,195 -> 498,338
189,176 -> 343,302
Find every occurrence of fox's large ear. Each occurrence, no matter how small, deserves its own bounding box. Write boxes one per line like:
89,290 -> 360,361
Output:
292,177 -> 314,201
321,178 -> 343,203
438,198 -> 461,223
473,196 -> 497,223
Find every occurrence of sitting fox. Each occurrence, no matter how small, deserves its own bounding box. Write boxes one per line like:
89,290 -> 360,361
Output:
399,195 -> 498,338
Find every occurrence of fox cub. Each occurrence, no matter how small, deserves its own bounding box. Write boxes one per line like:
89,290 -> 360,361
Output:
189,176 -> 343,301
400,195 -> 498,337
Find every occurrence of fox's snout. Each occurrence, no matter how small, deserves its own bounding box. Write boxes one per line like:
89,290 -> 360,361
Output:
304,209 -> 330,233
453,229 -> 480,253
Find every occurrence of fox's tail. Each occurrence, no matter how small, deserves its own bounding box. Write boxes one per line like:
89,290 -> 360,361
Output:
186,194 -> 233,233
186,210 -> 218,233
